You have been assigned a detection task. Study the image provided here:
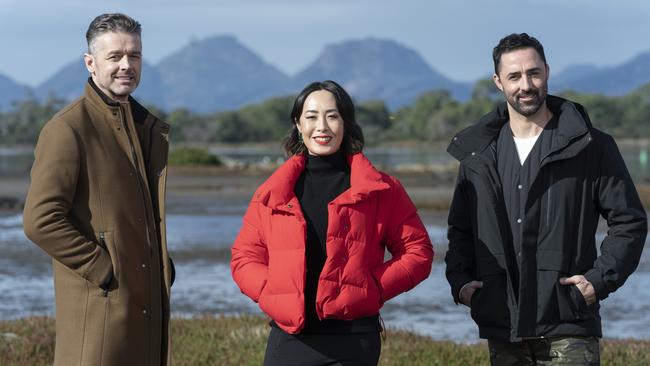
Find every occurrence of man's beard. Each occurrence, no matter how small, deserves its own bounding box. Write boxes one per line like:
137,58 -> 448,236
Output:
508,84 -> 547,117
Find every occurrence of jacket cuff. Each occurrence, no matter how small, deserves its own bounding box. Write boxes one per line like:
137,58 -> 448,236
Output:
169,257 -> 176,287
457,282 -> 475,305
451,274 -> 475,304
371,262 -> 415,303
584,268 -> 609,300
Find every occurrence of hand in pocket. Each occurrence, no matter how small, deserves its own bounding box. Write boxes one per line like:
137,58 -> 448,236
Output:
559,275 -> 596,305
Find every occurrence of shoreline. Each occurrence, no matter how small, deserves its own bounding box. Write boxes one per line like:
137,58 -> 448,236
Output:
0,166 -> 459,214
2,166 -> 649,214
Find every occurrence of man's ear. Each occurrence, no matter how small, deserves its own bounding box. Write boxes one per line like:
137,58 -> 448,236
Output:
493,73 -> 504,92
83,53 -> 95,75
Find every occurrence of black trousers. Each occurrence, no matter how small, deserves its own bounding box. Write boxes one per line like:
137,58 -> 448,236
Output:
263,326 -> 381,366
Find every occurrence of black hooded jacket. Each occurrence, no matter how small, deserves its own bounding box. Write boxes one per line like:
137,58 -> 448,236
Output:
445,95 -> 647,341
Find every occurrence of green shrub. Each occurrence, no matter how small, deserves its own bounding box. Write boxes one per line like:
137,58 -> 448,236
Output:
169,147 -> 221,166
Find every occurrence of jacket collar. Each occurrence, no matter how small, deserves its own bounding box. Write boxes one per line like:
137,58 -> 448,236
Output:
85,77 -> 148,125
447,95 -> 593,162
257,152 -> 390,210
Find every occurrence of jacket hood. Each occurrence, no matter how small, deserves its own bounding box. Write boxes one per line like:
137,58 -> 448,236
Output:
255,152 -> 390,210
447,95 -> 593,162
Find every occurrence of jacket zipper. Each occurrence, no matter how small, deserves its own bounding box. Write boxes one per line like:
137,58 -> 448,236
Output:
99,232 -> 109,297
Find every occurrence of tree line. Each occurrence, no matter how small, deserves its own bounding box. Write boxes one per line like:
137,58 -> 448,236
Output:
1,80 -> 649,145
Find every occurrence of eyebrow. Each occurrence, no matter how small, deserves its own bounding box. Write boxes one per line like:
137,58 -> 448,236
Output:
106,50 -> 142,56
304,108 -> 339,114
507,67 -> 542,76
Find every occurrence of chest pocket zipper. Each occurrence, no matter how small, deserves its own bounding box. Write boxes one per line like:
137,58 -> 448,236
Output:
546,172 -> 554,226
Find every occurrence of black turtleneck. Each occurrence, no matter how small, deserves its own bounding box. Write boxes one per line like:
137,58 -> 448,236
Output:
292,150 -> 381,334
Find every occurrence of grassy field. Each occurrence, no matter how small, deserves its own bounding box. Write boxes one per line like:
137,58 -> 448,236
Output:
1,316 -> 649,365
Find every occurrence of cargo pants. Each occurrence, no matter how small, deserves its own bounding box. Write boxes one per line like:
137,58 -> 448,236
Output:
488,336 -> 600,365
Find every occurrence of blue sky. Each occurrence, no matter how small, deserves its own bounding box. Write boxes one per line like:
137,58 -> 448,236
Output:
2,0 -> 649,86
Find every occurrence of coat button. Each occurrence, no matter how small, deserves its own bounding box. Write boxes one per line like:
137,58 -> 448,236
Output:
471,152 -> 476,156
142,309 -> 147,315
517,184 -> 522,189
516,218 -> 522,224
141,263 -> 147,268
287,204 -> 293,209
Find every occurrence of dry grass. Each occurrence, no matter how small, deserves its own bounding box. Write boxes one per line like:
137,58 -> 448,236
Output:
1,316 -> 649,366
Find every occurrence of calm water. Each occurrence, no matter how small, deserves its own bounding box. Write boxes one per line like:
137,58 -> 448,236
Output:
2,144 -> 648,180
1,144 -> 648,340
1,210 -> 649,341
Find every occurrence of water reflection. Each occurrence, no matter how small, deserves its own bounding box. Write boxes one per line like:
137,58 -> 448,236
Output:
1,212 -> 649,341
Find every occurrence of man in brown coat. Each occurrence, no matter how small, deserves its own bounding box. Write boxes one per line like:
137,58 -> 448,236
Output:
23,13 -> 174,366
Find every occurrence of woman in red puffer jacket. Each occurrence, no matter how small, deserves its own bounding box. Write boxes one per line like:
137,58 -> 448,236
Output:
231,80 -> 433,366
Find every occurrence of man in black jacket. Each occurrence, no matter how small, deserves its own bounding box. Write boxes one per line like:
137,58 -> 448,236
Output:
445,33 -> 647,365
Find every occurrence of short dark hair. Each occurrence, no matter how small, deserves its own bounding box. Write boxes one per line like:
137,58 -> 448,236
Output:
493,33 -> 546,74
86,13 -> 141,54
283,80 -> 364,157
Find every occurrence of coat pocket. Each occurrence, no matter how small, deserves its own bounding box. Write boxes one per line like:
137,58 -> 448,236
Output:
258,292 -> 301,331
342,274 -> 382,320
324,271 -> 383,321
556,282 -> 595,322
93,230 -> 120,299
470,257 -> 509,328
537,251 -> 595,323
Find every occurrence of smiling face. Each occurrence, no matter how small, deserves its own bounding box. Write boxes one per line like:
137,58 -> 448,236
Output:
296,90 -> 345,156
493,47 -> 549,118
84,31 -> 142,102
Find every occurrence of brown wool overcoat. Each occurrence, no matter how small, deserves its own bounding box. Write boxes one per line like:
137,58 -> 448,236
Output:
23,81 -> 173,366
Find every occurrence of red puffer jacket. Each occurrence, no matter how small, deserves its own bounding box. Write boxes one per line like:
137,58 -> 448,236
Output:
231,153 -> 433,334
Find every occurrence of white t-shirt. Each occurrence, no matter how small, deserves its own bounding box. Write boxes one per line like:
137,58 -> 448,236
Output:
513,134 -> 541,165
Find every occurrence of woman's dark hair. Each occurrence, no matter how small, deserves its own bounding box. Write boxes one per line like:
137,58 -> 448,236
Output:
283,80 -> 364,156
493,33 -> 546,74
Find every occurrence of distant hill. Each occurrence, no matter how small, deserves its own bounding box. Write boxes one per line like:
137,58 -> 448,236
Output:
36,59 -> 163,106
294,38 -> 471,108
0,73 -> 30,111
551,63 -> 601,87
36,59 -> 86,102
4,36 -> 650,112
157,35 -> 293,112
553,52 -> 650,95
